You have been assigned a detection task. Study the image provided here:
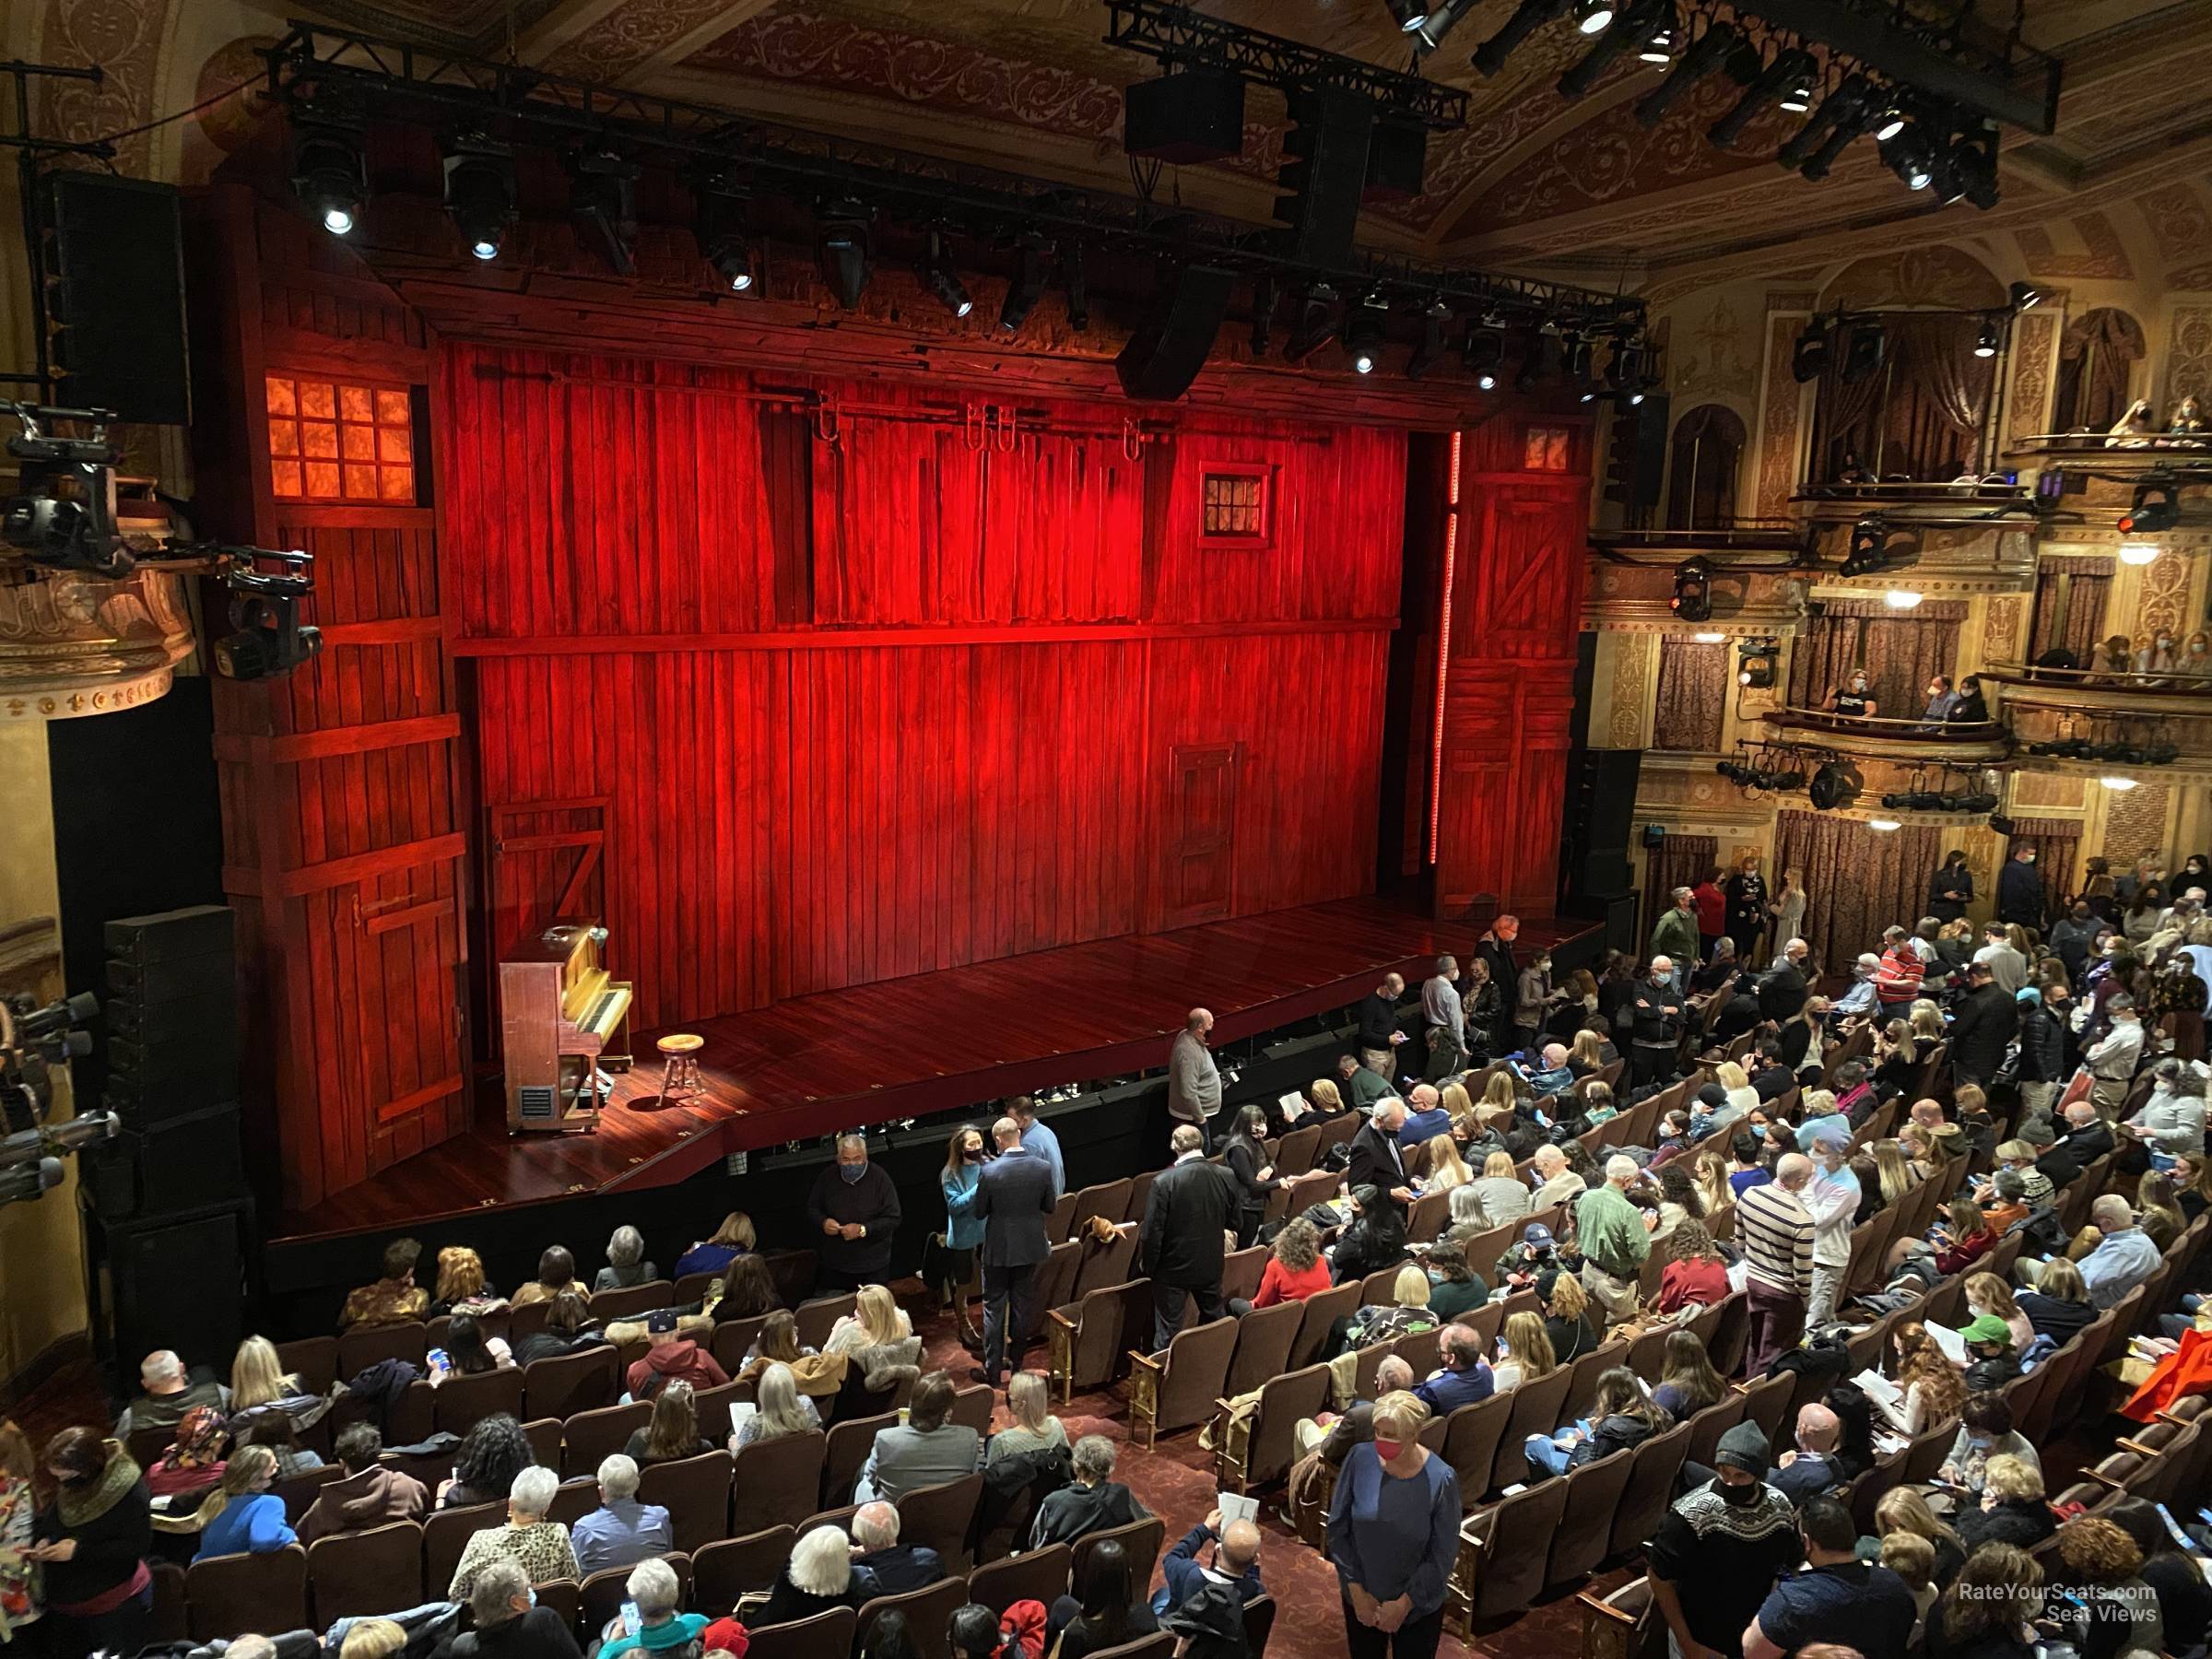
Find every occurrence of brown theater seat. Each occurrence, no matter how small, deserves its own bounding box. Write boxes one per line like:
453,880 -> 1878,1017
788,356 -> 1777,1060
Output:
1221,1300 -> 1301,1399
1461,1479 -> 1568,1624
563,1400 -> 652,1478
708,1314 -> 770,1376
307,1521 -> 424,1624
1491,1367 -> 1573,1495
794,1293 -> 857,1353
825,1411 -> 899,1510
582,1553 -> 692,1632
639,1449 -> 733,1551
1128,1317 -> 1239,1448
856,1574 -> 971,1659
431,1368 -> 525,1437
741,1606 -> 856,1658
1047,1278 -> 1149,1404
1547,1442 -> 1641,1586
692,1526 -> 796,1611
1439,1392 -> 1512,1511
591,1281 -> 675,1323
729,1427 -> 824,1535
1287,1282 -> 1361,1371
187,1544 -> 308,1641
424,1500 -> 505,1593
1072,1516 -> 1165,1589
968,1542 -> 1071,1616
1218,1360 -> 1329,1495
896,1472 -> 985,1573
1069,1226 -> 1139,1300
524,1347 -> 619,1422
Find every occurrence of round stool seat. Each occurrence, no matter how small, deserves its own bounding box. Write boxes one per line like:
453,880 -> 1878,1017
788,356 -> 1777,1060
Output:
657,1033 -> 705,1056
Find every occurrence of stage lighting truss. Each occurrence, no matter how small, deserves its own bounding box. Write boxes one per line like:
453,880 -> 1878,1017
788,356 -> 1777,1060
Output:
1878,765 -> 2002,816
2026,718 -> 2181,769
1715,744 -> 1812,798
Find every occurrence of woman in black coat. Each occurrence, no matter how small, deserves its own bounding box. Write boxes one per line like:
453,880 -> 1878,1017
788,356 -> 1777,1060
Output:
1929,851 -> 1974,924
1330,1185 -> 1409,1286
1218,1106 -> 1282,1249
29,1428 -> 154,1659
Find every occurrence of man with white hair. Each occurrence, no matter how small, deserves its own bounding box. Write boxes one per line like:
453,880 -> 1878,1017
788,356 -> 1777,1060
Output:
1168,1006 -> 1222,1147
1422,955 -> 1466,1077
1630,957 -> 1685,1086
1529,1144 -> 1584,1211
113,1348 -> 229,1436
851,1498 -> 944,1592
1830,953 -> 1882,1023
1738,1154 -> 1817,1374
441,1560 -> 582,1659
806,1132 -> 902,1291
1771,1404 -> 1843,1507
2084,994 -> 2147,1117
1576,1155 -> 1653,1325
597,1556 -> 708,1659
1303,1355 -> 1417,1460
1513,1042 -> 1572,1095
1347,1096 -> 1415,1209
2027,1194 -> 2161,1308
570,1453 -> 672,1575
448,1465 -> 579,1599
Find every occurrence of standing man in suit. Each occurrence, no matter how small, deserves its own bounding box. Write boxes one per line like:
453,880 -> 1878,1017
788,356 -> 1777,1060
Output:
1476,917 -> 1520,1058
971,1116 -> 1055,1388
1347,1098 -> 1415,1213
1168,1007 -> 1223,1149
1140,1124 -> 1239,1351
1758,939 -> 1811,1021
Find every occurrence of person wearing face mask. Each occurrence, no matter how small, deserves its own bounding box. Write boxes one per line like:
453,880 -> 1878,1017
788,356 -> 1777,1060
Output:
182,1443 -> 292,1562
2135,629 -> 2180,679
1825,669 -> 1878,719
1921,674 -> 1961,723
936,1123 -> 990,1350
25,1426 -> 152,1659
2183,630 -> 2212,677
1949,675 -> 1990,723
1647,1421 -> 1800,1659
1995,843 -> 2046,933
1324,1392 -> 1460,1659
444,1560 -> 584,1659
806,1131 -> 902,1291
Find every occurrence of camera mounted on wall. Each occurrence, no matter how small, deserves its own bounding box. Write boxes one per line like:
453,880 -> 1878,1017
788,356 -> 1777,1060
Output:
4,402 -> 323,680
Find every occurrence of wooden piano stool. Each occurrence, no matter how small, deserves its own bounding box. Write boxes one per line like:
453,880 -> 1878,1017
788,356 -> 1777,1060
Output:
656,1033 -> 705,1106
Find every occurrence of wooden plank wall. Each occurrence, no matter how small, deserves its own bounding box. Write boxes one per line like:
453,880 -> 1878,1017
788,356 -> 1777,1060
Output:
190,186 -> 470,1212
441,345 -> 1406,1031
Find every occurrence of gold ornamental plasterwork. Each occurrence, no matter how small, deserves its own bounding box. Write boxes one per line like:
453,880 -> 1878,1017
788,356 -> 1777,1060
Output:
1609,631 -> 1653,748
0,569 -> 195,723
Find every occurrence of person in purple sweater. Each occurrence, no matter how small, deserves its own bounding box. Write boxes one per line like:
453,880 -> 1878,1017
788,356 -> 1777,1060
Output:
1325,1392 -> 1461,1659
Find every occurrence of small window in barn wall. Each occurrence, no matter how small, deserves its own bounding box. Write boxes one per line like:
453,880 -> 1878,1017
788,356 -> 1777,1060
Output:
265,374 -> 416,504
1199,465 -> 1272,547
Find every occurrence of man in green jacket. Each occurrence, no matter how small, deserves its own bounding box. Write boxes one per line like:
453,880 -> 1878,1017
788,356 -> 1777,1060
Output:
1575,1155 -> 1653,1325
1649,888 -> 1700,994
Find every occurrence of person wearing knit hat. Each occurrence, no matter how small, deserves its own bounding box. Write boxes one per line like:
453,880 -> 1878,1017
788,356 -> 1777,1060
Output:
1647,1420 -> 1798,1659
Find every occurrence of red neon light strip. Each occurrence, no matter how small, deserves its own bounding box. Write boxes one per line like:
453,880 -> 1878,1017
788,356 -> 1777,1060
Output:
1428,430 -> 1462,865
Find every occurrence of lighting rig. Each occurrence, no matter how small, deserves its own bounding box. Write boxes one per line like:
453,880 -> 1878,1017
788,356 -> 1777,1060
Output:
1715,745 -> 1811,795
1879,766 -> 2002,815
3,404 -> 323,681
0,988 -> 115,1211
2027,724 -> 2182,768
266,21 -> 1645,400
1400,0 -> 2061,215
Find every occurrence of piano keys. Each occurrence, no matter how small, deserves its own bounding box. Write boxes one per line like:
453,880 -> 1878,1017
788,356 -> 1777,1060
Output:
499,919 -> 633,1134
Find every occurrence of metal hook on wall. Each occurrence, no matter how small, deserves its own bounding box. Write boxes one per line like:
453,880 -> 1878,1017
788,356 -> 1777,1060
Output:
993,405 -> 1018,454
812,402 -> 841,447
963,403 -> 987,453
1121,418 -> 1143,461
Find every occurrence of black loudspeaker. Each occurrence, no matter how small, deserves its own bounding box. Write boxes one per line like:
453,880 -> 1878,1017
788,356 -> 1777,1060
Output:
1124,70 -> 1246,164
1273,86 -> 1375,265
46,172 -> 191,424
1560,749 -> 1643,901
1116,265 -> 1234,402
88,1102 -> 249,1219
97,1202 -> 252,1373
102,904 -> 239,1130
1604,394 -> 1671,510
1363,118 -> 1429,201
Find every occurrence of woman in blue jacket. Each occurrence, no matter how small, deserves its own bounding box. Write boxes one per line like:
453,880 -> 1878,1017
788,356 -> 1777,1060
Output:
937,1124 -> 988,1350
190,1445 -> 294,1562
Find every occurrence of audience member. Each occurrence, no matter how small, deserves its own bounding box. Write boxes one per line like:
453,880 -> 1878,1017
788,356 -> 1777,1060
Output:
1168,1008 -> 1223,1147
430,1313 -> 514,1384
184,1444 -> 292,1562
1221,1104 -> 1288,1246
986,1371 -> 1066,1463
431,1246 -> 505,1317
1953,1455 -> 2054,1552
2048,1516 -> 2165,1659
1739,1153 -> 1818,1371
735,1360 -> 821,1447
340,1238 -> 429,1330
1324,1391 -> 1460,1659
825,1283 -> 912,1358
670,1211 -> 757,1281
1410,1324 -> 1493,1414
1010,1095 -> 1066,1201
1048,1538 -> 1158,1659
1647,1422 -> 1800,1659
807,1135 -> 903,1292
851,1500 -> 944,1593
1653,1220 -> 1728,1312
509,1246 -> 588,1309
593,1226 -> 657,1293
1030,1435 -> 1149,1548
973,1113 -> 1056,1387
1154,1509 -> 1263,1620
759,1524 -> 873,1625
1770,1403 -> 1842,1506
1465,1151 -> 1534,1229
1742,1496 -> 1915,1659
569,1453 -> 671,1575
446,1466 -> 577,1599
299,1423 -> 425,1544
1524,1366 -> 1664,1480
1919,1542 -> 2042,1659
855,1371 -> 980,1503
1140,1123 -> 1240,1350
624,1380 -> 712,1466
1236,1217 -> 1329,1315
1575,1156 -> 1652,1326
442,1561 -> 582,1659
1651,1330 -> 1725,1419
113,1350 -> 229,1436
1331,1185 -> 1411,1288
441,1414 -> 534,1510
1417,1240 -> 1488,1321
626,1310 -> 728,1397
1941,1395 -> 2040,1494
2026,1194 -> 2159,1308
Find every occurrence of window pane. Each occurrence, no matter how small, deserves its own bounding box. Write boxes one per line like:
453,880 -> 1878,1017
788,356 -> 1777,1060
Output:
299,381 -> 336,419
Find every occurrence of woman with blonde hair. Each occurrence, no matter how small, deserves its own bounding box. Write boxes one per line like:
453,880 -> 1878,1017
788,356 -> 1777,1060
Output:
336,1619 -> 409,1659
824,1283 -> 911,1356
1882,1322 -> 1969,1435
1479,1070 -> 1519,1113
1439,1079 -> 1475,1121
1465,1150 -> 1531,1230
1713,1060 -> 1758,1120
1954,1453 -> 2055,1552
1325,1391 -> 1456,1659
430,1246 -> 504,1316
1875,1487 -> 1965,1588
1910,1001 -> 1946,1042
1542,1268 -> 1601,1361
673,1210 -> 757,1279
1872,1139 -> 1920,1208
1491,1312 -> 1556,1393
175,1444 -> 291,1560
1424,1135 -> 1471,1194
733,1362 -> 819,1448
1688,1146 -> 1731,1216
229,1335 -> 301,1413
1965,1273 -> 2034,1355
1306,1077 -> 1346,1119
1337,1264 -> 1438,1354
1568,1029 -> 1606,1078
987,1371 -> 1067,1463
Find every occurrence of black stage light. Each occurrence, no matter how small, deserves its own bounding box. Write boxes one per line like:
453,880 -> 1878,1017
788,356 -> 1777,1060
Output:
1559,0 -> 1667,100
1670,557 -> 1712,622
1516,327 -> 1560,392
1638,6 -> 1677,63
1386,0 -> 1431,30
1973,318 -> 2000,359
1779,61 -> 1818,115
2011,282 -> 2041,312
1063,241 -> 1089,332
1955,126 -> 2000,209
1781,76 -> 1868,173
1568,335 -> 1600,402
1462,321 -> 1503,390
1573,0 -> 1617,34
816,197 -> 872,310
1286,282 -> 1339,364
1799,110 -> 1871,181
1880,121 -> 1935,191
568,149 -> 640,276
291,117 -> 366,236
442,134 -> 515,261
1634,20 -> 1738,127
1792,322 -> 1829,383
1411,0 -> 1478,53
998,235 -> 1049,332
1710,48 -> 1817,148
921,229 -> 972,319
2119,481 -> 2180,535
1715,759 -> 1758,787
1872,103 -> 1906,143
1841,321 -> 1887,382
1406,299 -> 1452,381
1473,0 -> 1570,76
1344,291 -> 1388,375
1808,762 -> 1856,811
1737,641 -> 1777,688
213,552 -> 323,682
1841,516 -> 1893,578
696,181 -> 754,291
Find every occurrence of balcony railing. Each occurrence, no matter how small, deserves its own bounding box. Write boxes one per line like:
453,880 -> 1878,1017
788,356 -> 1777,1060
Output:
1759,706 -> 2014,763
1980,661 -> 2212,705
1588,520 -> 1808,555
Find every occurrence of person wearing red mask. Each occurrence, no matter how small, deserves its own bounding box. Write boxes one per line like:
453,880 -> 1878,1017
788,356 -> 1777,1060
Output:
1324,1392 -> 1459,1659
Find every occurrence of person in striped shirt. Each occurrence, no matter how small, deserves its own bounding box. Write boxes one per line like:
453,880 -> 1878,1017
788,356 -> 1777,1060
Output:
1737,1153 -> 1817,1375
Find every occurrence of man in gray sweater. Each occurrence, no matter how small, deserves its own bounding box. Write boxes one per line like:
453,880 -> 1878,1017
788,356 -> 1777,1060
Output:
1168,1007 -> 1222,1147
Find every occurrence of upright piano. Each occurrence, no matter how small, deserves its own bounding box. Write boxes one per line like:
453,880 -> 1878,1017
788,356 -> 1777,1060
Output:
499,920 -> 632,1133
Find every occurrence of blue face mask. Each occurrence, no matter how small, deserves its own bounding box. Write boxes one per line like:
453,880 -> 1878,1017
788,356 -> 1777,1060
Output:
525,1588 -> 537,1609
840,1161 -> 866,1184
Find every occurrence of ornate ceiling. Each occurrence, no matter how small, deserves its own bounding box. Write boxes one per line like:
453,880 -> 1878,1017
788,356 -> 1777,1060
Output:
200,0 -> 2212,290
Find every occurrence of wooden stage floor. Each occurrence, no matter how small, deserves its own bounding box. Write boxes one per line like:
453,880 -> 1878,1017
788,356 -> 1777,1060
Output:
274,894 -> 1592,1242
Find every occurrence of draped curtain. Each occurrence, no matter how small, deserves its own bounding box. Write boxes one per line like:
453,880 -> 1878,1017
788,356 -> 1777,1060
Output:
2008,817 -> 2084,920
1785,599 -> 1969,716
1666,405 -> 1747,530
1813,314 -> 1994,482
2030,556 -> 2112,664
1773,811 -> 1944,976
2054,309 -> 2147,433
1646,833 -> 1716,947
1653,637 -> 1730,752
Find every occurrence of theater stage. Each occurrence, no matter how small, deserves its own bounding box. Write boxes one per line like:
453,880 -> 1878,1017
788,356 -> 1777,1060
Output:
272,893 -> 1594,1244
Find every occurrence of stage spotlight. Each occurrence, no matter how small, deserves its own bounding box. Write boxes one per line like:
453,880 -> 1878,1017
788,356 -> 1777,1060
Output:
291,118 -> 366,236
1737,641 -> 1778,688
1973,318 -> 1999,359
921,229 -> 972,319
1841,516 -> 1894,579
1799,112 -> 1870,182
1344,291 -> 1387,375
1386,0 -> 1431,28
1872,104 -> 1906,142
1566,335 -> 1599,401
1710,48 -> 1817,148
1778,62 -> 1818,114
1808,762 -> 1857,811
1634,20 -> 1738,127
567,149 -> 640,276
1952,125 -> 1999,209
1406,298 -> 1452,381
1462,322 -> 1503,390
1792,323 -> 1829,383
1782,76 -> 1869,175
1866,817 -> 1901,832
1411,0 -> 1478,52
1670,557 -> 1712,623
998,235 -> 1050,332
1880,121 -> 1935,190
1559,0 -> 1666,99
1638,5 -> 1677,62
696,181 -> 754,291
2119,480 -> 2180,535
1574,0 -> 1616,35
1841,321 -> 1887,383
1884,588 -> 1924,609
442,134 -> 514,261
1516,327 -> 1561,393
1249,275 -> 1277,358
1473,0 -> 1570,76
1063,241 -> 1089,332
2010,282 -> 2042,312
1285,282 -> 1339,364
816,196 -> 872,311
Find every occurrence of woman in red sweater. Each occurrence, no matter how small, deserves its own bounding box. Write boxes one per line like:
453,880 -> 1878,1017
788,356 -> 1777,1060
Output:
1653,1219 -> 1730,1313
1931,1198 -> 1997,1277
1239,1218 -> 1331,1313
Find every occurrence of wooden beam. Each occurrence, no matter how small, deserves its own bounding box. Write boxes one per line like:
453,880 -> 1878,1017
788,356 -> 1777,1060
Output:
224,831 -> 469,900
212,713 -> 461,764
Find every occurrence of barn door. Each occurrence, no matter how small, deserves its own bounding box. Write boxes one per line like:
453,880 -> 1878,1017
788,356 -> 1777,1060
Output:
1160,743 -> 1240,928
487,796 -> 609,961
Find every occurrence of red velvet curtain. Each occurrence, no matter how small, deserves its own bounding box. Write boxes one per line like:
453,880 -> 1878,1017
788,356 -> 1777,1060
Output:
1646,833 -> 1717,947
1785,599 -> 1968,716
1773,811 -> 1944,975
1653,637 -> 1730,752
2030,557 -> 2112,664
